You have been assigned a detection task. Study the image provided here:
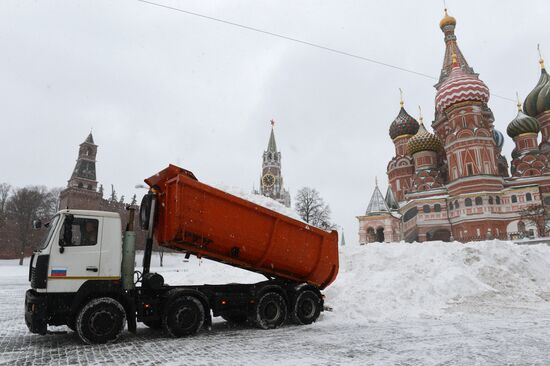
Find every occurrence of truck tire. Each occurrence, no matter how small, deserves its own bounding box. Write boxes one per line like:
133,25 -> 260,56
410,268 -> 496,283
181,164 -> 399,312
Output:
162,296 -> 205,337
221,311 -> 248,325
291,290 -> 322,325
252,292 -> 287,329
142,319 -> 162,329
76,297 -> 126,344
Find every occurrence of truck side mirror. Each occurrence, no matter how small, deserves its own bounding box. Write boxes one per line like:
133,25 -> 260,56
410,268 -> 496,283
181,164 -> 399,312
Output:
32,219 -> 42,229
59,214 -> 74,253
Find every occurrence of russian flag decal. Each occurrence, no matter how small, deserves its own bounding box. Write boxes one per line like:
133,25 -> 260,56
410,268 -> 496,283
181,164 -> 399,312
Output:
51,268 -> 67,277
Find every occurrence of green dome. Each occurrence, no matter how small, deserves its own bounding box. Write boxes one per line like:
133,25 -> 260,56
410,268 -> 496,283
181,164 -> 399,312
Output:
524,65 -> 550,117
507,110 -> 540,138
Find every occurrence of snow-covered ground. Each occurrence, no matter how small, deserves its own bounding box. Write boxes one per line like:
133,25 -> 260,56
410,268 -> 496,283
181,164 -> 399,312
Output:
1,241 -> 550,365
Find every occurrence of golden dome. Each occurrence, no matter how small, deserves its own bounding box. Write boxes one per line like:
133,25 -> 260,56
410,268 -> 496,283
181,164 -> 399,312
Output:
439,9 -> 456,29
407,122 -> 443,155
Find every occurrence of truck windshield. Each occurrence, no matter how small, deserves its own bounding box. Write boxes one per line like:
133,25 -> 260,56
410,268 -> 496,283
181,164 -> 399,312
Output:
39,215 -> 60,250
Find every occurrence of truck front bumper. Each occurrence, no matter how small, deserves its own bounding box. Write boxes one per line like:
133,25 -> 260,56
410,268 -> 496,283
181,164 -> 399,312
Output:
25,289 -> 47,335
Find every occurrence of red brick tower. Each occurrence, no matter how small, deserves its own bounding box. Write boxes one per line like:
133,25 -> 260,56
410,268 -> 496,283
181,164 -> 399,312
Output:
507,101 -> 550,176
387,96 -> 419,201
432,10 -> 501,196
407,114 -> 445,192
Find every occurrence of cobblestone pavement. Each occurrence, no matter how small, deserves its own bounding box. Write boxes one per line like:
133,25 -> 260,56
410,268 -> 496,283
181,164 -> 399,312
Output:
2,272 -> 550,365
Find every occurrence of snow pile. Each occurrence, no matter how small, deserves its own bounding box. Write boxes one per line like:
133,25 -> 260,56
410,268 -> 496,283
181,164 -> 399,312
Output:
215,184 -> 302,221
325,240 -> 550,322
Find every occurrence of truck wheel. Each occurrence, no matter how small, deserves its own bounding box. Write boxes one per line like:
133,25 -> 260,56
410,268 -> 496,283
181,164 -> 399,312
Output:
143,319 -> 162,329
76,297 -> 126,344
163,296 -> 205,337
291,290 -> 322,325
252,292 -> 287,329
221,311 -> 248,325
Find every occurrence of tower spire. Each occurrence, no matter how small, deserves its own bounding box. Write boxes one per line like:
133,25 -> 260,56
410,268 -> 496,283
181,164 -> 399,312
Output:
399,88 -> 404,107
267,119 -> 277,152
436,7 -> 476,88
516,92 -> 522,111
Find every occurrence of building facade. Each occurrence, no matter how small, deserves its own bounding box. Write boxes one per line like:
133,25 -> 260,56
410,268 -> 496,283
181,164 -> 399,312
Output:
255,122 -> 291,207
358,10 -> 550,244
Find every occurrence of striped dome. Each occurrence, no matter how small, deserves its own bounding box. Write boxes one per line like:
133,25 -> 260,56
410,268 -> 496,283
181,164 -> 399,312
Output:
435,63 -> 490,112
506,110 -> 540,138
523,65 -> 550,117
493,129 -> 504,150
407,123 -> 443,155
389,107 -> 420,140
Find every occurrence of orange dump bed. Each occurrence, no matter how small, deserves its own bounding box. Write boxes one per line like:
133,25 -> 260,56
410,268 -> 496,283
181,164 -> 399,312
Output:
145,165 -> 339,289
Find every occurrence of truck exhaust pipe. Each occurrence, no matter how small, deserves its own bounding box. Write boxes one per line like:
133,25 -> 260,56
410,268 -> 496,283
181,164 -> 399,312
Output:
140,190 -> 157,276
122,207 -> 136,290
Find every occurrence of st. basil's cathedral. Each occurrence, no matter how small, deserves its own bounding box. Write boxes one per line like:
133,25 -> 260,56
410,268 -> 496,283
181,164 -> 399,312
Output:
357,10 -> 550,244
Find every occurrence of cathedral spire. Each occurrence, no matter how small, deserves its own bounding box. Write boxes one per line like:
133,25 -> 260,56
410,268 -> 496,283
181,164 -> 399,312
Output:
436,8 -> 476,88
365,184 -> 390,215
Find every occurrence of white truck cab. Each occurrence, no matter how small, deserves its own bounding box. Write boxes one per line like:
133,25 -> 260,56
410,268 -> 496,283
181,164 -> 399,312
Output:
30,210 -> 123,293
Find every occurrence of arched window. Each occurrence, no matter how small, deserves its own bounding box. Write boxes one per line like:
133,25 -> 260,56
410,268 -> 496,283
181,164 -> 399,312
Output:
454,200 -> 460,209
423,205 -> 431,213
449,202 -> 454,210
465,198 -> 472,207
511,195 -> 518,203
526,193 -> 532,202
496,196 -> 501,204
403,207 -> 418,222
434,204 -> 441,212
475,197 -> 483,206
78,182 -> 83,188
488,196 -> 493,204
87,185 -> 92,190
518,220 -> 526,232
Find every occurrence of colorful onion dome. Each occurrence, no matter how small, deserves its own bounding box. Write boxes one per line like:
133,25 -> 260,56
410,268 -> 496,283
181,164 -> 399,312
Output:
523,59 -> 550,117
493,129 -> 504,150
439,9 -> 456,29
389,106 -> 420,140
506,109 -> 540,138
407,122 -> 443,155
435,55 -> 490,112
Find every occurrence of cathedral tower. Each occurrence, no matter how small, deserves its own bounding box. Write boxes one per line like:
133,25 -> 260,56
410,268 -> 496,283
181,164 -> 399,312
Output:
387,95 -> 419,201
433,10 -> 502,195
259,120 -> 291,207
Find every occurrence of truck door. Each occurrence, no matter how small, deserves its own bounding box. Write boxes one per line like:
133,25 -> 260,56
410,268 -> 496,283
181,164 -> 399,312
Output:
47,215 -> 103,293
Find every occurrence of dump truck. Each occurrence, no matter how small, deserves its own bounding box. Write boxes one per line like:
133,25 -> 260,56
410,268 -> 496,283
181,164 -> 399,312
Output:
25,164 -> 339,344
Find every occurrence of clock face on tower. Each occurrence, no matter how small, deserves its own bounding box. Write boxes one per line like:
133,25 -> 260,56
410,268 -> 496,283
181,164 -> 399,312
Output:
262,173 -> 275,187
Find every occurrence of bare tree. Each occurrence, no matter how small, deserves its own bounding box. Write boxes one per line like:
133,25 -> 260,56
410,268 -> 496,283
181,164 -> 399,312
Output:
6,186 -> 58,265
520,204 -> 550,238
0,183 -> 10,229
295,187 -> 334,230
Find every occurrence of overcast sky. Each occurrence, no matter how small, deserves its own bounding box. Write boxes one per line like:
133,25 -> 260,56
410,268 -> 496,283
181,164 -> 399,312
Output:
1,0 -> 549,245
